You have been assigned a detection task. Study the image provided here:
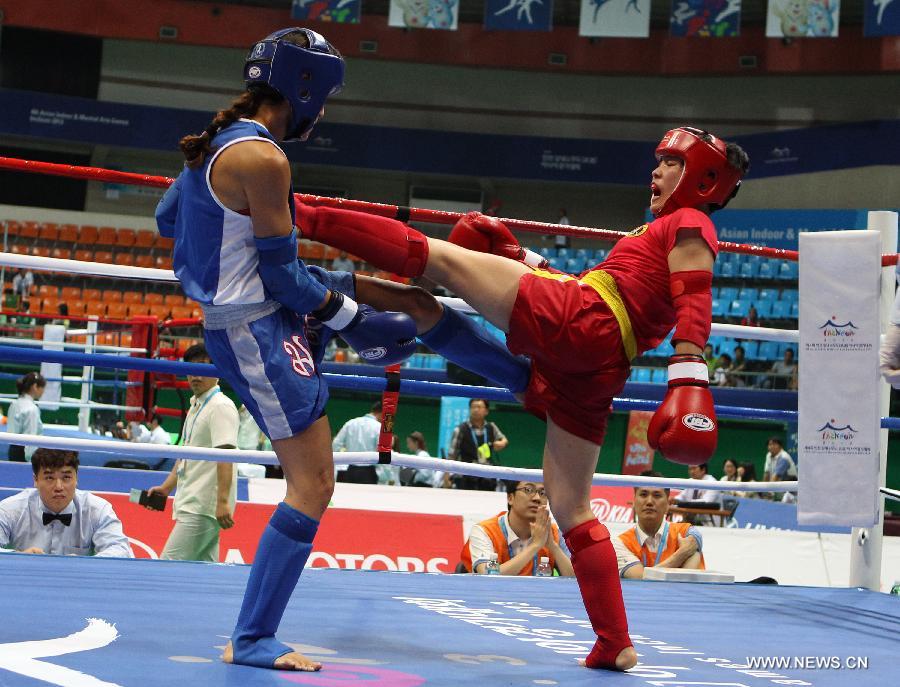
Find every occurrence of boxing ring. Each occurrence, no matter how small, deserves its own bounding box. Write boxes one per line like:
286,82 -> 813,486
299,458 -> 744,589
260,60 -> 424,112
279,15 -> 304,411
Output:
0,158 -> 898,686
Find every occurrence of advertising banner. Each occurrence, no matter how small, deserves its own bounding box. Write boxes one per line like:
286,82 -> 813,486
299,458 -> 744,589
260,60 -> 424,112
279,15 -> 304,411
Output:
766,0 -> 840,37
621,410 -> 655,475
578,0 -> 651,37
797,231 -> 880,526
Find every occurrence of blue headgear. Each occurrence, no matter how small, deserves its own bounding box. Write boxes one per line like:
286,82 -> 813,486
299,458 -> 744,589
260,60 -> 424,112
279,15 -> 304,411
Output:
244,28 -> 344,142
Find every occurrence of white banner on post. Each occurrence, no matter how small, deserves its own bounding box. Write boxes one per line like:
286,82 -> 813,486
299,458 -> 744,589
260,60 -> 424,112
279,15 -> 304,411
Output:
39,324 -> 65,412
798,230 -> 880,526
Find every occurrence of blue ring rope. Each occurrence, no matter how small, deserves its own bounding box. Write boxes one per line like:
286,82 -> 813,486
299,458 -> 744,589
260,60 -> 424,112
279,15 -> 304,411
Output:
0,343 -> 896,428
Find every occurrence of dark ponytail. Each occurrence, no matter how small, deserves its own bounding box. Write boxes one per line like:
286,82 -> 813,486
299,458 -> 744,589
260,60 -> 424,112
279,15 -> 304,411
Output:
17,372 -> 46,396
179,85 -> 284,169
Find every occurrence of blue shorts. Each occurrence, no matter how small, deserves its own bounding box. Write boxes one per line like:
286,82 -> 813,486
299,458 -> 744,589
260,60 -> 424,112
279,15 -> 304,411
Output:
203,268 -> 354,441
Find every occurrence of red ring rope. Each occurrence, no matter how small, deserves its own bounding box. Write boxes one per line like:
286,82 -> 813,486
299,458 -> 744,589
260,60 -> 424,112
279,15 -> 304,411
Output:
0,156 -> 895,266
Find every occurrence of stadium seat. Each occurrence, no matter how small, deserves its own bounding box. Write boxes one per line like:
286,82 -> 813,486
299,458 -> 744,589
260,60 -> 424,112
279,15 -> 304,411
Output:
565,257 -> 586,274
61,287 -> 82,301
719,340 -> 737,357
114,253 -> 135,267
74,249 -> 93,263
758,288 -> 778,302
127,303 -> 150,316
781,289 -> 798,302
155,256 -> 173,270
106,302 -> 129,319
38,224 -> 59,242
756,261 -> 775,280
718,287 -> 738,302
711,299 -> 726,318
39,296 -> 60,314
718,262 -> 736,278
79,225 -> 99,244
170,305 -> 195,320
82,288 -> 101,301
7,244 -> 28,255
50,247 -> 71,260
547,257 -> 562,270
739,262 -> 759,279
148,304 -> 171,321
19,222 -> 39,240
96,227 -> 118,246
94,251 -> 114,264
729,300 -> 750,318
4,220 -> 21,236
68,300 -> 86,315
103,290 -> 123,303
134,231 -> 156,248
650,368 -> 667,384
164,294 -> 184,307
754,301 -> 773,319
122,291 -> 143,305
739,287 -> 758,302
741,341 -> 759,358
790,301 -> 799,318
116,229 -> 136,247
574,248 -> 591,259
758,341 -> 779,360
58,224 -> 79,244
31,246 -> 51,258
537,247 -> 554,260
323,247 -> 340,261
135,254 -> 154,268
593,248 -> 608,262
556,248 -> 571,259
144,292 -> 164,305
632,367 -> 652,383
84,301 -> 106,317
37,285 -> 57,298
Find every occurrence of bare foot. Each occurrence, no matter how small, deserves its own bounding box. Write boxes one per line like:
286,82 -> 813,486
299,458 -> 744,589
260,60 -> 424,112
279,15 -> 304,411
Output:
222,641 -> 322,671
578,646 -> 638,671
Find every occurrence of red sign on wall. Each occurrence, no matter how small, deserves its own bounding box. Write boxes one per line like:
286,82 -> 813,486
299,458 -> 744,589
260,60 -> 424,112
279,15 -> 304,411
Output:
108,495 -> 464,573
621,410 -> 656,475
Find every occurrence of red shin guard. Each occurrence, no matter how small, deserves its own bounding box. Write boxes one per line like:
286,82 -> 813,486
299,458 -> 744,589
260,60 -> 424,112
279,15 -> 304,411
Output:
295,202 -> 429,277
564,520 -> 633,669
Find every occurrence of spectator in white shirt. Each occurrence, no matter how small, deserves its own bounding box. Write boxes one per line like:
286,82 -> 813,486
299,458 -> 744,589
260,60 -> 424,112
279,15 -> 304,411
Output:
11,268 -> 33,300
147,413 -> 172,445
332,401 -> 388,484
330,251 -> 356,273
402,431 -> 446,488
674,463 -> 720,526
0,448 -> 132,557
6,372 -> 45,461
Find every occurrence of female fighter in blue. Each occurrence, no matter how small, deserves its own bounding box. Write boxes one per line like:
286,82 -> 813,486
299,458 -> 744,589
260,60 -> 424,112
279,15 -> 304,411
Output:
156,28 -> 530,671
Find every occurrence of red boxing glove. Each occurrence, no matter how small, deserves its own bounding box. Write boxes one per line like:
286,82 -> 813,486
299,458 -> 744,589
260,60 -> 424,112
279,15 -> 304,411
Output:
647,354 -> 717,465
449,212 -> 547,267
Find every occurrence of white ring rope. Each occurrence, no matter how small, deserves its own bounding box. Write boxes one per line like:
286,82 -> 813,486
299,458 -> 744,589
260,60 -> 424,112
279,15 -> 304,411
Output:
0,252 -> 798,345
0,337 -> 146,354
0,431 -> 796,493
0,396 -> 142,412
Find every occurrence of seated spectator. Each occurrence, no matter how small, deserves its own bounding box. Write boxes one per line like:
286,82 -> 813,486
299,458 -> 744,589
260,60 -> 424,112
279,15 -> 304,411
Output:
741,305 -> 760,328
712,352 -> 733,386
737,462 -> 761,499
330,251 -> 356,273
765,348 -> 796,390
460,480 -> 574,576
730,345 -> 748,387
147,413 -> 172,446
11,268 -> 33,301
703,343 -> 716,376
674,463 -> 721,526
763,436 -> 797,501
719,458 -> 740,496
0,449 -> 132,557
53,303 -> 70,327
333,401 -> 382,485
2,286 -> 20,311
128,420 -> 151,443
401,431 -> 445,488
613,470 -> 705,579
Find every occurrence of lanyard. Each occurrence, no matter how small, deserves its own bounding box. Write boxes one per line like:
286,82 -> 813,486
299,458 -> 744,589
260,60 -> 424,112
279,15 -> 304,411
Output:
469,423 -> 490,447
639,521 -> 669,568
184,388 -> 220,445
500,516 -> 539,576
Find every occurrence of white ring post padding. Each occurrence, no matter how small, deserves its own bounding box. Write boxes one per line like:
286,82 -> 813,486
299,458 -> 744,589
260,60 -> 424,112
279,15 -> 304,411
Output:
0,252 -> 797,345
0,431 -> 797,492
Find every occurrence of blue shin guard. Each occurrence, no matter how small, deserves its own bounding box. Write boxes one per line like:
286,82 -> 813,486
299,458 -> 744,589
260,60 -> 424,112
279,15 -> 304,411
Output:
230,502 -> 318,668
419,305 -> 531,393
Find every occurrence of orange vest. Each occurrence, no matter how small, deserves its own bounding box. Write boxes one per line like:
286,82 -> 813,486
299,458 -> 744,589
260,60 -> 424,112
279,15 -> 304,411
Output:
460,512 -> 559,576
618,521 -> 706,570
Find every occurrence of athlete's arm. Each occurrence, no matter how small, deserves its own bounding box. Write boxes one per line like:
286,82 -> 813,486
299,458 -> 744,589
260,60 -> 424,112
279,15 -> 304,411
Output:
667,231 -> 715,356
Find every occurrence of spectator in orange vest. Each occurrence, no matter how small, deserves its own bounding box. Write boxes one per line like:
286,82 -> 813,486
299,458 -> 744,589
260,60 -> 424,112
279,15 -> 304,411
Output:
613,471 -> 705,579
460,480 -> 574,576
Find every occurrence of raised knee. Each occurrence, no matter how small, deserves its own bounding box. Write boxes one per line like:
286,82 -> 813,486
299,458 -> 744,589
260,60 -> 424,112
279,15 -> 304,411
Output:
397,285 -> 442,332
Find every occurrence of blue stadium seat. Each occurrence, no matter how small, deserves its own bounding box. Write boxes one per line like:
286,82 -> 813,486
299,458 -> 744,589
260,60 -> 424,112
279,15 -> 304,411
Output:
650,368 -> 667,383
632,367 -> 652,382
741,341 -> 759,358
575,248 -> 590,259
781,289 -> 798,302
718,262 -> 736,278
778,343 -> 796,358
719,287 -> 738,302
538,246 -> 555,259
756,261 -> 775,280
547,257 -> 562,270
565,257 -> 587,274
790,301 -> 799,318
758,341 -> 779,360
556,248 -> 571,259
594,248 -> 608,262
770,301 -> 789,319
730,299 -> 750,318
776,260 -> 796,280
711,299 -> 726,318
718,339 -> 738,357
708,335 -> 725,351
739,261 -> 759,279
739,287 -> 758,302
754,301 -> 773,318
710,286 -> 719,299
758,288 -> 778,302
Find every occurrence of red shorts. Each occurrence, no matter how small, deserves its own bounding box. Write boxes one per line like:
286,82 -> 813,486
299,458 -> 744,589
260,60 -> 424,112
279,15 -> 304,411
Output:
506,271 -> 630,445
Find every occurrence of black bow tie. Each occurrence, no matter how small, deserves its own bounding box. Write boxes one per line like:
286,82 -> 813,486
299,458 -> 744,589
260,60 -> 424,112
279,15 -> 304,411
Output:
43,512 -> 72,526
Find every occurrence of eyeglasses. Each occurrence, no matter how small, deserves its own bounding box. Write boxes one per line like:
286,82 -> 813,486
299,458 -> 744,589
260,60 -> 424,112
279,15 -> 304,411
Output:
516,485 -> 547,499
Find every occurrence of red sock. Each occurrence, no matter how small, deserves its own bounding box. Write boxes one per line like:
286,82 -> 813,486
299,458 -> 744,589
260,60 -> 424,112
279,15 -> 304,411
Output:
295,201 -> 429,277
564,519 -> 633,670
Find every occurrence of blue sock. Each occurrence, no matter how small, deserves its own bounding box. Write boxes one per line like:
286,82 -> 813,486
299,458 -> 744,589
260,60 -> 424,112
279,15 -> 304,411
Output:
230,502 -> 318,668
419,306 -> 531,393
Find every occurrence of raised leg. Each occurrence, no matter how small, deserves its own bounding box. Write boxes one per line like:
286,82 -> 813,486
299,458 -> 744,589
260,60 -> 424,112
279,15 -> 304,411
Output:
542,417 -> 637,671
224,416 -> 335,671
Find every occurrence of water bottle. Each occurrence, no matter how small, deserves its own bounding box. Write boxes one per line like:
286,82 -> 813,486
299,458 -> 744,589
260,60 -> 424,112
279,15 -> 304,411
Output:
890,580 -> 900,596
536,556 -> 552,578
486,553 -> 501,575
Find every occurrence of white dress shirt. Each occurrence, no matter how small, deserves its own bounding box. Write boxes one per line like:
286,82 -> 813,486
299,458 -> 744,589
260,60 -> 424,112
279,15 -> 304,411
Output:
331,413 -> 398,482
6,394 -> 43,459
0,488 -> 132,557
148,425 -> 172,445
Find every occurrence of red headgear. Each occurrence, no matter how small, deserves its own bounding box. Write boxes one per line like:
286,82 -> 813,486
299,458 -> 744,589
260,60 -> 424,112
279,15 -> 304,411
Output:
654,127 -> 743,217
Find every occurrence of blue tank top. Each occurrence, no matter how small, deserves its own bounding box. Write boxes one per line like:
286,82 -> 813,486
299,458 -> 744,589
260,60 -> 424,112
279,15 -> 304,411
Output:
162,119 -> 296,306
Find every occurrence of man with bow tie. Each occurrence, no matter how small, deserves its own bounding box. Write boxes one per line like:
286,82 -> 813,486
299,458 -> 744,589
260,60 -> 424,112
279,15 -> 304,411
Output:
0,448 -> 132,557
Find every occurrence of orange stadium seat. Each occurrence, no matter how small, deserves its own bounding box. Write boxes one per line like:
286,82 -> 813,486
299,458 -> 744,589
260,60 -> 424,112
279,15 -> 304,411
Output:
5,220 -> 21,236
155,256 -> 173,270
94,251 -> 113,264
37,284 -> 56,297
19,222 -> 39,240
163,294 -> 184,307
155,236 -> 174,250
8,244 -> 28,255
58,224 -> 79,243
127,303 -> 150,317
144,292 -> 164,305
122,291 -> 143,305
106,303 -> 129,319
135,254 -> 154,268
61,287 -> 81,301
148,304 -> 171,321
82,288 -> 101,301
68,299 -> 86,315
102,290 -> 122,303
79,225 -> 99,244
74,249 -> 93,263
51,247 -> 71,260
323,247 -> 340,261
169,305 -> 195,320
38,224 -> 59,242
116,229 -> 136,247
114,253 -> 135,267
31,246 -> 51,258
96,227 -> 118,246
40,296 -> 60,314
134,231 -> 155,248
84,301 -> 106,317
